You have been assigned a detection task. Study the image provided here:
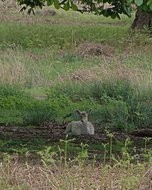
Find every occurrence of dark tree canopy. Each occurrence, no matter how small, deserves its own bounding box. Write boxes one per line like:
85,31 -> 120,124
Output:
1,0 -> 152,28
9,0 -> 152,19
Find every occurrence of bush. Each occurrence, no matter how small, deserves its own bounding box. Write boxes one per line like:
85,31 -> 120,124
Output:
133,102 -> 152,128
23,100 -> 56,125
0,85 -> 32,110
0,85 -> 56,125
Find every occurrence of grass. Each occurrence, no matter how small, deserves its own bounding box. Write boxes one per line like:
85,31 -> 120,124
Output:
0,2 -> 152,189
0,3 -> 151,132
0,78 -> 151,130
0,137 -> 151,190
0,23 -> 130,49
0,162 -> 151,190
0,47 -> 152,86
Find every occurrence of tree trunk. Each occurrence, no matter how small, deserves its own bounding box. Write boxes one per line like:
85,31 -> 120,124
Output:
132,9 -> 152,29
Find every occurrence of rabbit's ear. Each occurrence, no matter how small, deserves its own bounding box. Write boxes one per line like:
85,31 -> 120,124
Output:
76,109 -> 81,115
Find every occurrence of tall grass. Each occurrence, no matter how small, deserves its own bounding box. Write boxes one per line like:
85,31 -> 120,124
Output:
0,4 -> 151,130
0,22 -> 129,49
0,47 -> 152,87
0,137 -> 151,190
0,85 -> 55,125
0,4 -> 151,189
0,78 -> 151,130
47,79 -> 152,129
0,161 -> 150,190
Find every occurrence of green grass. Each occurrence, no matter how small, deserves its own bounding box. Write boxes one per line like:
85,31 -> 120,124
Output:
0,8 -> 151,130
0,3 -> 151,138
0,79 -> 151,130
0,22 -> 129,49
0,4 -> 152,189
1,47 -> 152,87
0,10 -> 152,128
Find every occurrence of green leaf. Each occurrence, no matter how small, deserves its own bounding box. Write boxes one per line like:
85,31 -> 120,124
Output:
147,0 -> 152,6
142,5 -> 147,11
54,0 -> 60,9
123,6 -> 131,17
111,14 -> 117,19
47,0 -> 53,6
134,0 -> 143,6
71,3 -> 78,11
63,2 -> 70,11
127,0 -> 133,3
150,4 -> 152,10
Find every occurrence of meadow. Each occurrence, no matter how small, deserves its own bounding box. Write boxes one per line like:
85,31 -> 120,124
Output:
0,1 -> 152,189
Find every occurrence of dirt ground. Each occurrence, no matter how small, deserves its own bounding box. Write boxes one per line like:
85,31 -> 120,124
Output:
0,123 -> 108,143
0,123 -> 151,145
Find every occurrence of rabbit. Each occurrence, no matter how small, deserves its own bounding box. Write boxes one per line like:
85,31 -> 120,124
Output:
65,109 -> 94,135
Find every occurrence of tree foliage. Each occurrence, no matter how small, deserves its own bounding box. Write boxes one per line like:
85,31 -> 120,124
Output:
2,0 -> 151,19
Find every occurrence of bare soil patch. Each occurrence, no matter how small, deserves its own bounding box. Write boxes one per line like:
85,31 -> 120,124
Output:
0,123 -> 128,144
0,123 -> 151,144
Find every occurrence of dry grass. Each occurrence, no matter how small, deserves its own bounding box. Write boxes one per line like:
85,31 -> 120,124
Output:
0,49 -> 151,88
56,59 -> 152,88
75,42 -> 115,57
0,49 -> 53,86
0,158 -> 151,190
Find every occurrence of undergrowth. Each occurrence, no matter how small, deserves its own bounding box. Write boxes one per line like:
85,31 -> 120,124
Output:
0,136 -> 151,190
0,79 -> 151,131
0,4 -> 151,190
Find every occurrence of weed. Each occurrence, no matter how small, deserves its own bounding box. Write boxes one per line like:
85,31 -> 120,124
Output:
0,136 -> 151,189
0,5 -> 151,189
105,130 -> 114,164
75,143 -> 89,166
60,136 -> 76,167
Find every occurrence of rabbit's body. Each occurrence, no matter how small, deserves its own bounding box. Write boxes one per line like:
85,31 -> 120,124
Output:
85,121 -> 94,135
65,110 -> 94,135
